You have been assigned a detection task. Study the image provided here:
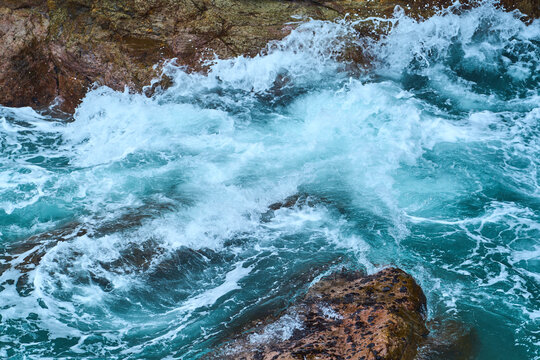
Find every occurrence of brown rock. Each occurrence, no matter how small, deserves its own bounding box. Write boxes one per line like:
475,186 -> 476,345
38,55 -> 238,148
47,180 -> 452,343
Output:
500,0 -> 539,18
0,0 -> 537,112
209,267 -> 428,360
0,6 -> 56,108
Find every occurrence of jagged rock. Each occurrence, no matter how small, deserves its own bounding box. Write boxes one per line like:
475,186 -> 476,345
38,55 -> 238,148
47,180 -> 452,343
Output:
2,0 -> 535,112
209,267 -> 428,360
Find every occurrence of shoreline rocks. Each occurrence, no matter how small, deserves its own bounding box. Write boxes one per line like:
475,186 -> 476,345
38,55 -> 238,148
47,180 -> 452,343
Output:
1,200 -> 472,359
209,267 -> 428,360
1,0 -> 537,113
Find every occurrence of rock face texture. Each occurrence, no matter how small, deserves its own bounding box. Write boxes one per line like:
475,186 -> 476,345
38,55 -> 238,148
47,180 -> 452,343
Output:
1,0 -> 536,112
0,5 -> 54,109
210,267 -> 428,360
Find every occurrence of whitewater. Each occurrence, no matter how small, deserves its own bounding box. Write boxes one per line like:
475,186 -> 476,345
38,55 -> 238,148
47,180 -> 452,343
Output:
0,2 -> 539,359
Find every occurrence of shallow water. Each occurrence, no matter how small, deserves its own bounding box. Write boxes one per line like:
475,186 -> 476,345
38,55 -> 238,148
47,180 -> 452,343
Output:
0,2 -> 539,359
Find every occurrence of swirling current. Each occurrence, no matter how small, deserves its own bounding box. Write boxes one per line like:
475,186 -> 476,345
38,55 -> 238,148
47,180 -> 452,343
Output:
0,2 -> 539,359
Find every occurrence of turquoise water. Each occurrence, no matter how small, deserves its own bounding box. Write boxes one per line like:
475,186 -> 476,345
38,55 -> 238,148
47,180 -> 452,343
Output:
0,2 -> 539,359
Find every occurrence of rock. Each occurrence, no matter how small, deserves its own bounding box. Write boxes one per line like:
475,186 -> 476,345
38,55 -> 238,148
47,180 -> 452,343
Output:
267,193 -> 327,211
1,0 -> 537,112
0,5 -> 56,108
0,221 -> 87,297
268,194 -> 305,211
0,201 -> 172,289
416,319 -> 478,360
209,267 -> 428,360
9,0 -> 539,112
500,0 -> 539,18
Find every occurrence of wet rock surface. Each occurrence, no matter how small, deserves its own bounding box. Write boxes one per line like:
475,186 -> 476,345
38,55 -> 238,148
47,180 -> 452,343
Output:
209,267 -> 428,360
1,0 -> 536,112
417,319 -> 478,360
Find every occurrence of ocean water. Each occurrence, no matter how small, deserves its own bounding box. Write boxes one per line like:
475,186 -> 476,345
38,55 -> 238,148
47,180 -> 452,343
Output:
0,1 -> 539,359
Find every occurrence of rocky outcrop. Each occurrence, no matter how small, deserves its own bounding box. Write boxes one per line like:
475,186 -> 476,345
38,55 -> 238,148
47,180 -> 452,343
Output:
0,193 -> 473,358
1,0 -> 536,112
209,267 -> 428,360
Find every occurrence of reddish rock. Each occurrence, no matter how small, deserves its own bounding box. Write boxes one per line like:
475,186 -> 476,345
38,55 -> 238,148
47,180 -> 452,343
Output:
210,267 -> 428,360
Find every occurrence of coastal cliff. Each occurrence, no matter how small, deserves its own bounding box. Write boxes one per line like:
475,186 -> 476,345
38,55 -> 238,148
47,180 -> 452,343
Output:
0,0 -> 537,112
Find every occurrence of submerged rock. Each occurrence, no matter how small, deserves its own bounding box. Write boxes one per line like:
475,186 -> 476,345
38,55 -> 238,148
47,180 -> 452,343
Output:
0,202 -> 173,296
417,319 -> 478,360
1,0 -> 536,112
209,267 -> 428,360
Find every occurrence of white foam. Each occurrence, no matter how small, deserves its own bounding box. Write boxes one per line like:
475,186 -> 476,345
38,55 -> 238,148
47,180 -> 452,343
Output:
166,262 -> 253,315
249,313 -> 303,344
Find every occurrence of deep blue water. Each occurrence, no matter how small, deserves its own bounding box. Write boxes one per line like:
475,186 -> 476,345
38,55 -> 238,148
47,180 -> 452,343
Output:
0,2 -> 539,359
